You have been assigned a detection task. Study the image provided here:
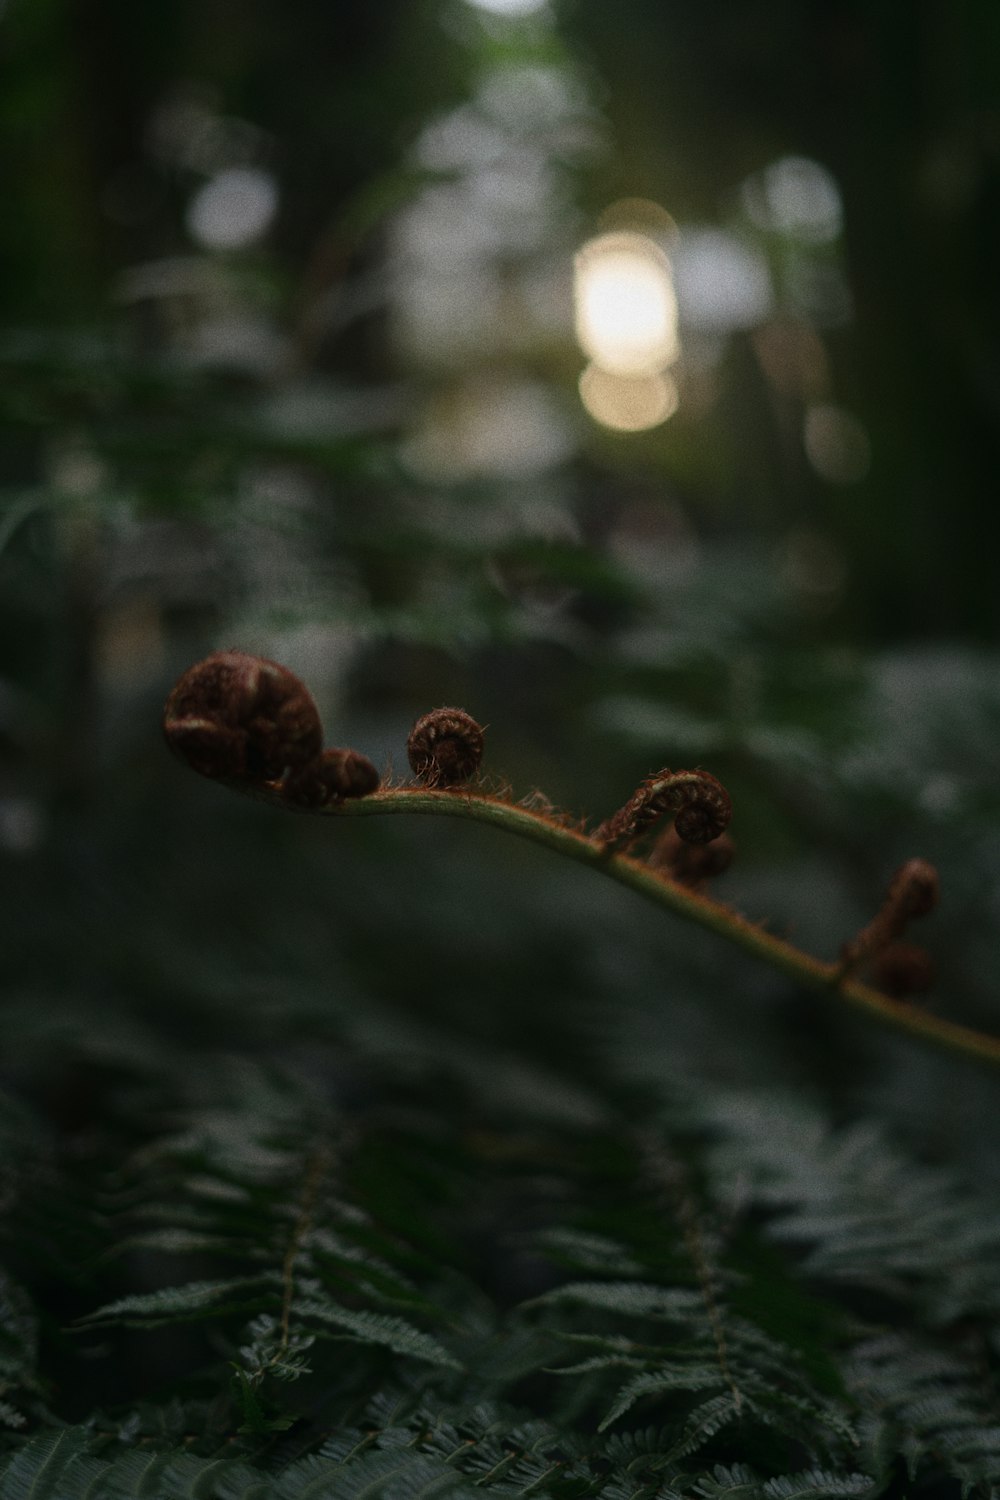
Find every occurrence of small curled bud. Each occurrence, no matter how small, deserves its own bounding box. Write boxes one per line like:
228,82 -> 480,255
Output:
649,826 -> 735,889
283,748 -> 380,808
838,857 -> 941,980
889,858 -> 940,920
872,942 -> 935,1000
407,707 -> 485,789
163,651 -> 322,782
595,769 -> 732,852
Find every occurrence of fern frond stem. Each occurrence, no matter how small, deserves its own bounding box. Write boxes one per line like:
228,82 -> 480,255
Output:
320,788 -> 1000,1072
279,1145 -> 330,1355
474,1453 -> 523,1486
636,1130 -> 742,1414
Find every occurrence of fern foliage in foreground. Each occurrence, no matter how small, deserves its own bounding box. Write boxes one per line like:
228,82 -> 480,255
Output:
0,1025 -> 999,1497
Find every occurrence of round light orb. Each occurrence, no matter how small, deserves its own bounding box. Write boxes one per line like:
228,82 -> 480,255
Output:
578,365 -> 679,433
574,231 -> 680,377
186,167 -> 278,251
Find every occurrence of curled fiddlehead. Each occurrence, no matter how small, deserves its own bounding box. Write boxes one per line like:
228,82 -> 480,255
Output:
407,707 -> 485,789
163,651 -> 379,807
163,650 -> 323,781
595,769 -> 732,852
838,858 -> 940,982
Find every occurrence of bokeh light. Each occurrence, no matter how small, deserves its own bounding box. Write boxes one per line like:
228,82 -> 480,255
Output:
671,227 -> 772,332
597,197 -> 678,238
574,231 -> 679,377
741,155 -> 843,243
461,0 -> 548,15
186,167 -> 278,251
578,365 -> 679,432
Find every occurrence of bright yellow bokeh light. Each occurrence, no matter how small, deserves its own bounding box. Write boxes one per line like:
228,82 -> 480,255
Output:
574,231 -> 680,378
578,364 -> 679,432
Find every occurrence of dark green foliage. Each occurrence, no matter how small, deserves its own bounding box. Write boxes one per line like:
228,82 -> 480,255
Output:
0,994 -> 998,1497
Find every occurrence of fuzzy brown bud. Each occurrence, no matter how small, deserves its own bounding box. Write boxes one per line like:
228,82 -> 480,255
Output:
282,748 -> 380,808
407,707 -> 485,789
595,769 -> 732,852
163,651 -> 322,782
838,857 -> 941,980
888,858 -> 940,920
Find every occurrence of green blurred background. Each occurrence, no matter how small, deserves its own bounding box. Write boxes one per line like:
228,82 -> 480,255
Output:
3,0 -> 1000,1202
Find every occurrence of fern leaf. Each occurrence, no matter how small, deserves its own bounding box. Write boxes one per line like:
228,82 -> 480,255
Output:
293,1299 -> 462,1369
546,1353 -> 646,1375
79,1277 -> 275,1328
531,1229 -> 643,1277
267,1449 -> 476,1499
600,1426 -> 678,1471
0,1427 -> 99,1500
594,1478 -> 684,1500
107,1228 -> 254,1259
525,1282 -> 703,1321
83,1448 -> 192,1498
213,1466 -> 288,1499
309,1230 -> 429,1310
691,1465 -> 765,1500
845,1331 -> 1000,1490
760,1470 -> 876,1500
661,1392 -> 746,1461
599,1368 -> 730,1431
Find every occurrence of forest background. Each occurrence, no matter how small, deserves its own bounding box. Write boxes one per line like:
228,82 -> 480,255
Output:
2,2 -> 1000,1495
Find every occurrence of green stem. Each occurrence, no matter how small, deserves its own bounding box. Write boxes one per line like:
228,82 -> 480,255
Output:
317,787 -> 1000,1072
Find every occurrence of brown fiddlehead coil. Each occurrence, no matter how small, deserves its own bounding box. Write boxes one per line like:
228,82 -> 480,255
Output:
163,651 -> 323,781
838,857 -> 940,980
163,651 -> 380,807
595,768 -> 732,852
283,748 -> 380,808
407,707 -> 485,788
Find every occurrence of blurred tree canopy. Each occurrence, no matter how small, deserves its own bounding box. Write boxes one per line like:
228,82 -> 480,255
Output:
5,0 -> 1000,632
571,0 -> 1000,637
